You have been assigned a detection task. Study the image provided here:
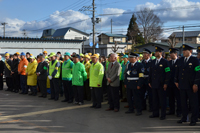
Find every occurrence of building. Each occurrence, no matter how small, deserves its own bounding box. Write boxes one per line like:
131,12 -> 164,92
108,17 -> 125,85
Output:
135,42 -> 199,55
84,33 -> 131,56
169,31 -> 200,44
41,29 -> 56,38
0,37 -> 83,56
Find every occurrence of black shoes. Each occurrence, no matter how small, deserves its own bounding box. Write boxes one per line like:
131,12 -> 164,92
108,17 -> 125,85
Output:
177,120 -> 187,123
61,100 -> 68,102
189,122 -> 196,126
136,112 -> 142,116
166,112 -> 175,115
68,100 -> 73,103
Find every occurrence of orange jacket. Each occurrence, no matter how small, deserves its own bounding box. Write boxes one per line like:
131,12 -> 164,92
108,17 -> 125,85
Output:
18,58 -> 28,75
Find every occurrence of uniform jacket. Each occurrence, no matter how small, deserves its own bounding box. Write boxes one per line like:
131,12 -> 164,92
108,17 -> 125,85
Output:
26,60 -> 38,86
84,61 -> 91,79
11,58 -> 20,73
149,58 -> 170,88
141,59 -> 152,84
4,59 -> 12,78
36,61 -> 48,80
18,58 -> 28,75
175,56 -> 200,89
72,62 -> 87,86
168,59 -> 179,88
124,62 -> 144,88
89,62 -> 104,87
106,61 -> 121,87
120,61 -> 129,81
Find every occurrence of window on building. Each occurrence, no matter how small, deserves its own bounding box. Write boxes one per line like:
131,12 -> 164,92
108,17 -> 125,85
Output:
185,38 -> 187,41
179,38 -> 181,41
187,38 -> 192,41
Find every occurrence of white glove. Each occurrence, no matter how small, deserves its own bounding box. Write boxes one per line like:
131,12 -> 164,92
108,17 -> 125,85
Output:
48,76 -> 52,80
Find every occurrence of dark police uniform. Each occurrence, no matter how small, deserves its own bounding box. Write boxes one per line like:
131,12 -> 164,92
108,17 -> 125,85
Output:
149,46 -> 170,120
175,44 -> 200,126
124,53 -> 144,115
141,48 -> 153,111
197,46 -> 200,119
167,48 -> 181,117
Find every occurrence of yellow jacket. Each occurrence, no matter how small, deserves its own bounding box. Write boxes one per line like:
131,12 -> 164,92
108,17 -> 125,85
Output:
89,62 -> 104,87
84,61 -> 91,79
26,60 -> 38,86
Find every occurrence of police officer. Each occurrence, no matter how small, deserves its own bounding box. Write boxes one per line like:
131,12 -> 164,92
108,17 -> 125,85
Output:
175,44 -> 200,126
124,53 -> 144,116
141,48 -> 153,112
197,46 -> 200,119
167,48 -> 181,117
149,46 -> 170,120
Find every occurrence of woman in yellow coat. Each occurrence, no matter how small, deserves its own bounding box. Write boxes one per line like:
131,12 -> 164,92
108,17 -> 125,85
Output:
26,56 -> 38,96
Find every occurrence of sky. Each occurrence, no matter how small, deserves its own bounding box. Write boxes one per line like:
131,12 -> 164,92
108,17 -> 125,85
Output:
0,0 -> 200,39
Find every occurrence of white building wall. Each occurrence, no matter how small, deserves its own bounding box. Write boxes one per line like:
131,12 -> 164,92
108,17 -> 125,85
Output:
0,40 -> 82,56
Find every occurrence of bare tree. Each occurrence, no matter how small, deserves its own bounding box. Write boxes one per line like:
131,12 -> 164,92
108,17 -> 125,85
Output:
168,34 -> 178,48
111,41 -> 119,53
136,8 -> 163,43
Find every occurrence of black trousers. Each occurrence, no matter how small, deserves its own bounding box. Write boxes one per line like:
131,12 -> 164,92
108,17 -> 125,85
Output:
20,75 -> 27,93
127,87 -> 143,113
180,89 -> 198,123
108,85 -> 120,110
152,88 -> 166,117
6,77 -> 13,90
167,85 -> 181,115
63,80 -> 73,101
50,78 -> 59,100
84,79 -> 91,101
74,85 -> 84,103
30,86 -> 37,94
38,80 -> 47,97
0,75 -> 3,90
91,87 -> 102,107
145,83 -> 153,110
13,73 -> 20,91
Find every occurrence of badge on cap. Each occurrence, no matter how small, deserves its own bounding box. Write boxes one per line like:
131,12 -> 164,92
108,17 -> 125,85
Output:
183,45 -> 185,48
189,63 -> 192,65
160,64 -> 163,67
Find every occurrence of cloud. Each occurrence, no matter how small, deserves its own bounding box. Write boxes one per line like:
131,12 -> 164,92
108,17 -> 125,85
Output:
135,0 -> 200,22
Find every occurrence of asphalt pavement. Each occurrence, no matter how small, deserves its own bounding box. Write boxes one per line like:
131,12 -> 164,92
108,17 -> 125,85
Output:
0,89 -> 200,133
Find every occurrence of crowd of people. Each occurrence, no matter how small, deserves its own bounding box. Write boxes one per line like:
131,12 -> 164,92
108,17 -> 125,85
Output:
1,44 -> 200,126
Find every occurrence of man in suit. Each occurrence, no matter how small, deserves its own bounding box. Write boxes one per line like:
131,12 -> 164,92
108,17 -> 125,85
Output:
141,48 -> 153,112
0,55 -> 4,90
4,53 -> 13,91
124,53 -> 144,116
106,53 -> 121,112
11,53 -> 20,93
149,46 -> 170,120
167,48 -> 181,117
175,44 -> 200,126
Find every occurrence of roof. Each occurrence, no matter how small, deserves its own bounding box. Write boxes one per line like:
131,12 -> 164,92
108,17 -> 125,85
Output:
0,37 -> 83,42
170,31 -> 200,38
98,33 -> 127,38
52,27 -> 89,37
135,42 -> 200,49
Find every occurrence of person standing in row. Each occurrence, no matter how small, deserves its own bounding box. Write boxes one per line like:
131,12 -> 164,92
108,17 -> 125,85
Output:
90,54 -> 104,108
4,53 -> 13,91
72,54 -> 87,105
106,53 -> 121,112
83,55 -> 91,101
11,53 -> 20,93
124,53 -> 144,115
18,52 -> 29,94
0,55 -> 4,90
26,56 -> 38,96
62,52 -> 74,103
175,44 -> 200,126
48,52 -> 61,101
149,46 -> 170,120
141,48 -> 153,112
36,54 -> 48,98
167,48 -> 181,117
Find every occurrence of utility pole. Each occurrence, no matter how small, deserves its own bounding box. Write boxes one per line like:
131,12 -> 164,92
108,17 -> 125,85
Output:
82,36 -> 85,53
92,0 -> 95,54
111,19 -> 112,33
182,25 -> 185,44
1,22 -> 7,37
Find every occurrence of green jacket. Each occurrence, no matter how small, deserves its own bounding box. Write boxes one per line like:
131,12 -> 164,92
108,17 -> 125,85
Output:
119,60 -> 124,81
72,62 -> 87,86
89,62 -> 104,87
120,61 -> 130,80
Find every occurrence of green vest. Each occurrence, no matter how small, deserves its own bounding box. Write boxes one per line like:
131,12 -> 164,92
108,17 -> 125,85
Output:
62,60 -> 72,80
49,60 -> 60,78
